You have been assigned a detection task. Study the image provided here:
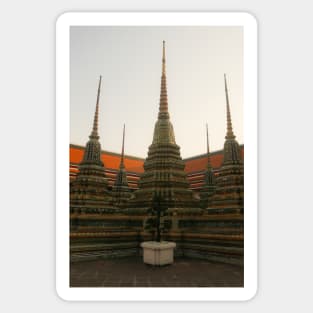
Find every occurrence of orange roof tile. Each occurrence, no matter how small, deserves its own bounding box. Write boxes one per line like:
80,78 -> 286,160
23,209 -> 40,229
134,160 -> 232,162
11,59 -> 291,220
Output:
184,154 -> 223,173
70,148 -> 84,164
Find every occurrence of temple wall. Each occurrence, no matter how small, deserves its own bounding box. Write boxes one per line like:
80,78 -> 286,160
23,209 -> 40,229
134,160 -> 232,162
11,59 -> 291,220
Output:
70,212 -> 243,266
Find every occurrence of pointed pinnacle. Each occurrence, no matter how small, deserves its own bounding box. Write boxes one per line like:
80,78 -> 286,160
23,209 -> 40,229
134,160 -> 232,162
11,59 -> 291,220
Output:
159,41 -> 169,118
162,40 -> 166,75
206,123 -> 212,170
224,74 -> 235,139
90,75 -> 102,139
206,123 -> 209,155
120,123 -> 125,169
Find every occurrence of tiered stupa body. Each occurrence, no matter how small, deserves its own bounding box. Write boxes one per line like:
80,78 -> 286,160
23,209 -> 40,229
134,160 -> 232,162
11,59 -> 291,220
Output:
200,124 -> 216,208
211,74 -> 244,211
129,42 -> 200,210
70,76 -> 112,212
112,124 -> 131,207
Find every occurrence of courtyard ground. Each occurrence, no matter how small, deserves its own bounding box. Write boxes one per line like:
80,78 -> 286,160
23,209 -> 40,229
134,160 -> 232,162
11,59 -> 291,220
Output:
70,257 -> 243,287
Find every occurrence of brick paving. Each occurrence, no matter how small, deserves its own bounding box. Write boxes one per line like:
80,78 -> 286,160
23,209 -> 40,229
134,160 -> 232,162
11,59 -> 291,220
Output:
70,257 -> 243,287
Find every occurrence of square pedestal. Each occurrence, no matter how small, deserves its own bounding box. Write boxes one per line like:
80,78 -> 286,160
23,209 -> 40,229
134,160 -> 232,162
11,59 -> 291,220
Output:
141,241 -> 176,266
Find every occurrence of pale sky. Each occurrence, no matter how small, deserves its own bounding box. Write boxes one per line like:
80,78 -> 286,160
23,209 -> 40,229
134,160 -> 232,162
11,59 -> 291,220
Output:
70,26 -> 243,158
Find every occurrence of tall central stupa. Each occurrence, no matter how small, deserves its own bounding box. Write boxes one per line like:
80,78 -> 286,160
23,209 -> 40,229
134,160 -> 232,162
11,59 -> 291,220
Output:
129,41 -> 200,210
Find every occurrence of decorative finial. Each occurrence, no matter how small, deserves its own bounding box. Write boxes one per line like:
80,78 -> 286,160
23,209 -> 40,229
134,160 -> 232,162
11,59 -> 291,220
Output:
90,75 -> 102,139
224,74 -> 235,139
162,40 -> 166,76
120,123 -> 125,168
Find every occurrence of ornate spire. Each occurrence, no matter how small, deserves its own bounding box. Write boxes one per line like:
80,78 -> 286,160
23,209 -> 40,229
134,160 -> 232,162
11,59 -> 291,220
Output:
90,75 -> 102,139
199,123 -> 216,208
131,41 -> 199,211
212,76 -> 243,210
206,123 -> 212,170
119,124 -> 125,169
82,76 -> 103,164
221,74 -> 242,166
70,75 -> 110,209
224,74 -> 235,139
113,124 -> 130,206
158,40 -> 169,119
152,41 -> 176,145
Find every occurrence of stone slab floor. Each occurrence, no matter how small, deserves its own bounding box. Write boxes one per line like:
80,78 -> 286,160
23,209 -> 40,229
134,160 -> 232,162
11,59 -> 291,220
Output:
70,257 -> 243,287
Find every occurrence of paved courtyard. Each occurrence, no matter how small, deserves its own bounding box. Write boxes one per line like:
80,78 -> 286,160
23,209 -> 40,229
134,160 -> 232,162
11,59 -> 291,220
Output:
70,257 -> 243,287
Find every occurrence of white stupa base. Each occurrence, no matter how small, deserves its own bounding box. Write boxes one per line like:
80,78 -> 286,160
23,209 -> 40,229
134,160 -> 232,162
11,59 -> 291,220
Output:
141,241 -> 176,266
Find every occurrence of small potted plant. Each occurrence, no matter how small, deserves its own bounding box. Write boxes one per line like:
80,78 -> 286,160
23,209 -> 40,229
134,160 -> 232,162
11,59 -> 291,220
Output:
141,193 -> 176,266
